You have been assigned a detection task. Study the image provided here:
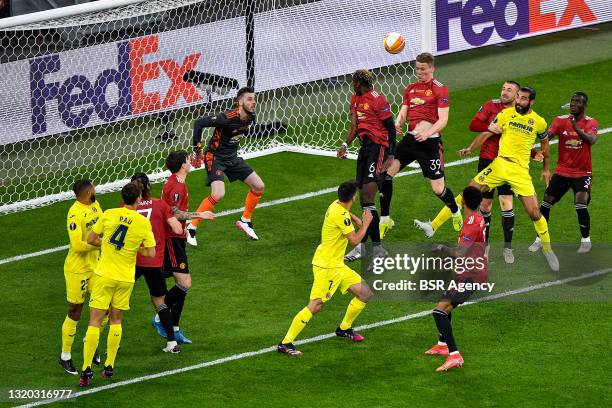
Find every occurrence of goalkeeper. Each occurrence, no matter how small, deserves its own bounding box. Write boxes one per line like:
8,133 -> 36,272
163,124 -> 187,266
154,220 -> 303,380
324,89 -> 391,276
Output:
188,86 -> 264,243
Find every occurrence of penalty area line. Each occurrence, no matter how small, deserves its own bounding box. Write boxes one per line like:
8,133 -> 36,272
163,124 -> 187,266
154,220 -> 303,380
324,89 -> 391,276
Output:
16,267 -> 612,407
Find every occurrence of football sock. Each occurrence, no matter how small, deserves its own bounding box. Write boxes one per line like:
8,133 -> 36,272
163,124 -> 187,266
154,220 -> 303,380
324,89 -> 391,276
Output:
436,187 -> 459,214
575,204 -> 590,238
368,206 -> 381,244
431,194 -> 462,231
82,326 -> 100,371
379,175 -> 393,217
433,308 -> 457,353
501,210 -> 515,249
481,210 -> 492,243
105,324 -> 122,368
282,307 -> 313,344
242,190 -> 262,221
191,193 -> 218,227
165,284 -> 188,327
361,203 -> 377,243
339,297 -> 367,330
61,315 -> 78,356
437,311 -> 451,343
533,216 -> 551,251
157,303 -> 175,341
540,200 -> 552,221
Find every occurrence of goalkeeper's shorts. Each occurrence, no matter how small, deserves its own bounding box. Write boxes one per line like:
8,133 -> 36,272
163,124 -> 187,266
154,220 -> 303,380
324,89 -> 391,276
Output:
205,153 -> 254,186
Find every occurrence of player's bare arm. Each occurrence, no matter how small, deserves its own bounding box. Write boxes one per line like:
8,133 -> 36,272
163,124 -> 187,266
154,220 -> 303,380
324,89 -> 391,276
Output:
488,121 -> 502,135
432,243 -> 469,258
167,216 -> 184,235
571,115 -> 598,145
172,206 -> 215,222
86,231 -> 102,247
458,131 -> 494,157
138,246 -> 156,258
540,136 -> 551,187
414,107 -> 449,142
350,212 -> 363,229
395,104 -> 409,133
345,209 -> 373,247
338,112 -> 358,158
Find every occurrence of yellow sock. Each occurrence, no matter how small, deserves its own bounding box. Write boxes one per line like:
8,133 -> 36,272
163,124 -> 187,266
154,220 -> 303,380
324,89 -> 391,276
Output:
82,326 -> 100,371
534,216 -> 551,251
431,194 -> 462,230
340,298 -> 367,330
281,307 -> 313,344
61,315 -> 78,354
105,324 -> 122,368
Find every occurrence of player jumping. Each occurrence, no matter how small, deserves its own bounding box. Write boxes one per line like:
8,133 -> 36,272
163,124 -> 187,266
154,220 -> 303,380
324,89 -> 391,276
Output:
384,52 -> 463,234
188,86 -> 264,242
337,69 -> 396,262
425,186 -> 487,372
277,181 -> 373,356
529,92 -> 598,253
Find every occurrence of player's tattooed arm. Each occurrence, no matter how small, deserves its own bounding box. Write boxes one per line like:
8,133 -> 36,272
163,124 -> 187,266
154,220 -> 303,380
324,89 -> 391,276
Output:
338,112 -> 358,158
172,206 -> 215,221
570,116 -> 597,145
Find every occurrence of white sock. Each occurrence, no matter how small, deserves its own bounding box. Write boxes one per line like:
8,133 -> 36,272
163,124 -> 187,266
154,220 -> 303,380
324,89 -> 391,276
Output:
166,340 -> 177,348
173,326 -> 180,332
154,314 -> 160,323
450,350 -> 460,355
452,210 -> 461,217
241,216 -> 251,223
61,352 -> 71,361
581,237 -> 591,242
437,341 -> 447,346
380,216 -> 389,223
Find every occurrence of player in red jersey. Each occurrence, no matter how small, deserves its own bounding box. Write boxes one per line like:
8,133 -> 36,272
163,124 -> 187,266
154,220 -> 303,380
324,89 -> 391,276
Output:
456,81 -> 522,263
384,53 -> 463,233
529,92 -> 598,253
337,69 -> 396,262
424,186 -> 488,372
128,173 -> 184,353
188,87 -> 264,243
157,151 -> 214,344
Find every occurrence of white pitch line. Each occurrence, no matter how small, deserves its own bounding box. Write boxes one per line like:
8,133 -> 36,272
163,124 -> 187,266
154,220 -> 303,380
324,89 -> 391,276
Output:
16,267 -> 611,408
0,134 -> 578,267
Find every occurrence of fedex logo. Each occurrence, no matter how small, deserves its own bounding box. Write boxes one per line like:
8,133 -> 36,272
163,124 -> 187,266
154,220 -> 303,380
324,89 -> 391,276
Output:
436,0 -> 597,51
30,35 -> 203,134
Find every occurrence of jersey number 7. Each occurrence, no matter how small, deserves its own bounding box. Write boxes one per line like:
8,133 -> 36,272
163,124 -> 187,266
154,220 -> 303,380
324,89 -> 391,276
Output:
109,225 -> 129,250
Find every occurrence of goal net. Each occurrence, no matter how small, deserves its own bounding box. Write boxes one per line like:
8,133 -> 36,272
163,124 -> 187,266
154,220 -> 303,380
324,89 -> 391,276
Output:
0,0 -> 420,214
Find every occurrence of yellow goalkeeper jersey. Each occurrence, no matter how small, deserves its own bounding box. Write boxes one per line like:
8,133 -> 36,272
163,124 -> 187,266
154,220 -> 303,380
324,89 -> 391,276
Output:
92,207 -> 155,283
495,106 -> 548,168
64,200 -> 102,274
312,200 -> 355,268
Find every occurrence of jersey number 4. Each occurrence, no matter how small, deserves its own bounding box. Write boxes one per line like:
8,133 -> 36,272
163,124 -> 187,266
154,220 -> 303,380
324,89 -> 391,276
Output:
109,225 -> 129,250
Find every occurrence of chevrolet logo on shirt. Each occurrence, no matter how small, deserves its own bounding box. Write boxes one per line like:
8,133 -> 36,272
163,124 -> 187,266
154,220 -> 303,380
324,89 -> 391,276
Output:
410,98 -> 425,105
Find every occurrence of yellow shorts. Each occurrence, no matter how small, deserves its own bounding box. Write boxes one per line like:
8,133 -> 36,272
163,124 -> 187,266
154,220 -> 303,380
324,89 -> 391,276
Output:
89,274 -> 134,311
473,157 -> 535,197
310,264 -> 362,303
64,270 -> 95,304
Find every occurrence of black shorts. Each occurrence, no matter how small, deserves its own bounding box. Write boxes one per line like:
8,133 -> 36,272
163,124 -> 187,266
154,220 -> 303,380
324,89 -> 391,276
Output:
163,237 -> 189,276
356,138 -> 389,188
439,278 -> 476,308
135,266 -> 168,297
205,153 -> 254,186
394,133 -> 445,180
545,174 -> 592,202
478,157 -> 514,199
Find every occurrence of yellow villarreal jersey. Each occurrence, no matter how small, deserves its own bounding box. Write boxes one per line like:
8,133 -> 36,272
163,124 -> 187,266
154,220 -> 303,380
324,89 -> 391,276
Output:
92,207 -> 155,283
496,106 -> 548,168
312,200 -> 355,268
64,200 -> 102,274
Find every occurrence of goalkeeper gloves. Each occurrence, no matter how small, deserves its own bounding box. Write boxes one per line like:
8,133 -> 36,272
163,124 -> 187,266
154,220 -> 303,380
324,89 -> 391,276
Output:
191,144 -> 204,169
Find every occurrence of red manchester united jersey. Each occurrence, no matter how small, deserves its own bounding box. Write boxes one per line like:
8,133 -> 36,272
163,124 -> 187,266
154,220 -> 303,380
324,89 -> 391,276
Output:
457,212 -> 487,283
402,78 -> 449,132
350,89 -> 393,146
549,115 -> 598,178
470,99 -> 506,160
133,198 -> 175,268
161,174 -> 189,239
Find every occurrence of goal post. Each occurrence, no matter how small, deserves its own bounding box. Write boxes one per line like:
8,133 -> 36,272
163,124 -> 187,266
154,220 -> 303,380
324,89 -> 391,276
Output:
0,0 -> 422,214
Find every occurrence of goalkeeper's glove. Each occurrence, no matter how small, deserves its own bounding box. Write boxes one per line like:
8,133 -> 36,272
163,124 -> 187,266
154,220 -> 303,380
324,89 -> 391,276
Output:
191,144 -> 204,168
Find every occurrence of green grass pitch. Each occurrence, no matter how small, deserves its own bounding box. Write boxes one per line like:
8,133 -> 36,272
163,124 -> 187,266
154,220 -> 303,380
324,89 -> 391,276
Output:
1,35 -> 611,407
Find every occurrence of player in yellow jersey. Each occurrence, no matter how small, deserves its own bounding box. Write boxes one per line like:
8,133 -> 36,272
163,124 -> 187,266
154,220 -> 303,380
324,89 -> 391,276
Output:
277,180 -> 373,356
79,182 -> 156,386
60,179 -> 102,375
416,87 -> 559,271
